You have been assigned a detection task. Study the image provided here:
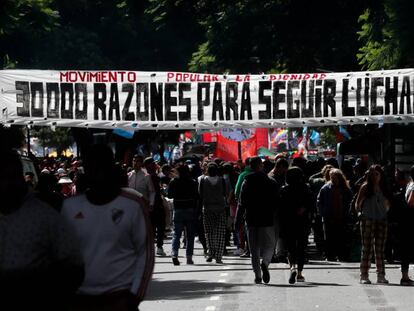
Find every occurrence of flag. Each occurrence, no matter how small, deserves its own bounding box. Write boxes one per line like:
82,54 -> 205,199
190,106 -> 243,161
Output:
336,126 -> 351,142
339,126 -> 351,140
255,128 -> 269,149
113,128 -> 135,139
202,132 -> 217,143
297,127 -> 309,156
270,128 -> 288,149
214,133 -> 239,161
241,135 -> 257,160
310,130 -> 320,145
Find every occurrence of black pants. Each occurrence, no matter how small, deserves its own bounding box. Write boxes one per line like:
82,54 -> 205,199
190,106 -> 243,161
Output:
286,227 -> 309,272
197,212 -> 207,252
399,209 -> 414,272
151,208 -> 166,248
323,219 -> 346,260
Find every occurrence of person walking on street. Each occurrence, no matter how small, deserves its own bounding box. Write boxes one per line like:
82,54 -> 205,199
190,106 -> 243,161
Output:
356,165 -> 390,285
317,169 -> 353,261
62,145 -> 154,311
268,157 -> 289,263
144,157 -> 167,257
128,154 -> 155,210
234,158 -> 252,257
279,166 -> 313,284
199,163 -> 228,264
237,157 -> 278,284
168,164 -> 199,265
0,149 -> 84,311
399,165 -> 414,285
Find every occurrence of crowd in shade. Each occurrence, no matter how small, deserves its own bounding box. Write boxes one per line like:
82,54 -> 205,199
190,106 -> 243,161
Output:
2,144 -> 414,311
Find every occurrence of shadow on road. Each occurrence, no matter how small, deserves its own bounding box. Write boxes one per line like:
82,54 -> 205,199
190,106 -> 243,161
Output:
145,279 -> 249,301
264,281 -> 349,288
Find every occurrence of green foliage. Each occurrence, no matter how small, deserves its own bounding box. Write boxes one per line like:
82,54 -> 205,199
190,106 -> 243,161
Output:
1,0 -> 368,73
189,42 -> 216,72
357,0 -> 414,69
188,0 -> 365,73
33,126 -> 73,155
319,127 -> 337,149
0,0 -> 59,68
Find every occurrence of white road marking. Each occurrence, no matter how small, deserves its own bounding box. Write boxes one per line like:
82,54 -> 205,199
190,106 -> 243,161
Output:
210,296 -> 220,301
220,273 -> 228,277
218,279 -> 227,283
205,306 -> 216,311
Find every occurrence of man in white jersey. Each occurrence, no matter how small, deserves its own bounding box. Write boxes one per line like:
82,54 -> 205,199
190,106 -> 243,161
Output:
62,145 -> 154,311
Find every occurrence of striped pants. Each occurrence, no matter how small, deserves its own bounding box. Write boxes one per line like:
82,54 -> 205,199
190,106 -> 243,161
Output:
360,219 -> 388,277
203,210 -> 226,260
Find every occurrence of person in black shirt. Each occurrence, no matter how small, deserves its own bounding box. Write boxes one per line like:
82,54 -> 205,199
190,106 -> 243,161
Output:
168,164 -> 199,265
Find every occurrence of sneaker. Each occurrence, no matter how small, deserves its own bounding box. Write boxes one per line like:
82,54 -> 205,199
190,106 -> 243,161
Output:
254,277 -> 262,284
377,276 -> 389,284
187,257 -> 194,265
360,277 -> 371,284
261,262 -> 270,284
234,248 -> 242,256
240,251 -> 250,258
400,278 -> 414,286
296,274 -> 305,282
172,257 -> 180,266
289,269 -> 297,284
156,247 -> 167,256
206,256 -> 213,263
216,259 -> 223,264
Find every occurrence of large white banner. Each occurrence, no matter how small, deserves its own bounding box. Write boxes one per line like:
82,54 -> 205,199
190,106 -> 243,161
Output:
0,69 -> 413,129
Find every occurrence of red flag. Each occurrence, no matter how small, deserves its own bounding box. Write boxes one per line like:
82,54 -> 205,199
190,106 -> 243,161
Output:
241,135 -> 257,161
214,134 -> 239,161
202,132 -> 217,143
255,128 -> 269,149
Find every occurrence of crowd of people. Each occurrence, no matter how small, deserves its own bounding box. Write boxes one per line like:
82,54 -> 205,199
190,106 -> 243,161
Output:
2,145 -> 414,310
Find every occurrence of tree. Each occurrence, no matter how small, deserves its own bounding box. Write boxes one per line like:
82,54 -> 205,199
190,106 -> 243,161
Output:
0,0 -> 59,68
357,0 -> 414,69
188,0 -> 366,73
33,126 -> 73,156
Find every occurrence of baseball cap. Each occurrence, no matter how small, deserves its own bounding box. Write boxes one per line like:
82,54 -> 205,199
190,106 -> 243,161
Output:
56,168 -> 66,175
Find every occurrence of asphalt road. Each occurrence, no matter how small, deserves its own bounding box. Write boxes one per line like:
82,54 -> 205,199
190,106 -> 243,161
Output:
141,238 -> 414,311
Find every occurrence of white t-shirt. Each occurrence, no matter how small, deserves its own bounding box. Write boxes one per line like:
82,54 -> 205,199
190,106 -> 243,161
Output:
61,191 -> 150,295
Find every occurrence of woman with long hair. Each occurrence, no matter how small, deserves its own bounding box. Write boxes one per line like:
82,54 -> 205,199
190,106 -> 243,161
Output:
356,165 -> 390,284
317,169 -> 353,261
199,163 -> 227,263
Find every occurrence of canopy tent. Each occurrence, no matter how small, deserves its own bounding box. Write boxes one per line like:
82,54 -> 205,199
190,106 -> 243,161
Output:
1,69 -> 414,130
